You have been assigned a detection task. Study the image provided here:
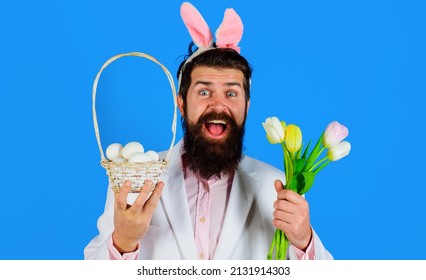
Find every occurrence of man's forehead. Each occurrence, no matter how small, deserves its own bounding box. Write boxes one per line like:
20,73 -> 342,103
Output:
190,66 -> 244,85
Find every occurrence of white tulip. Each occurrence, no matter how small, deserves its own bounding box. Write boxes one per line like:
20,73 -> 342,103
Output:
262,117 -> 286,144
327,141 -> 351,161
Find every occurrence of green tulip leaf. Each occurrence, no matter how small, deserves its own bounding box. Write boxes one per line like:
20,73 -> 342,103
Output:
295,158 -> 307,174
301,141 -> 311,160
305,133 -> 324,171
284,145 -> 294,183
297,172 -> 315,195
296,143 -> 303,159
288,176 -> 299,192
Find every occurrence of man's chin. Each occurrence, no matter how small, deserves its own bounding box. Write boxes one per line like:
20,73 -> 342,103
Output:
201,137 -> 230,149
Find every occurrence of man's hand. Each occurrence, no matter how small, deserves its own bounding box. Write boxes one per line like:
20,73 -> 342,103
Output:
273,180 -> 312,251
112,180 -> 164,253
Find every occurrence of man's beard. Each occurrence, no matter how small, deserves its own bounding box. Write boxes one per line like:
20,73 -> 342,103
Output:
182,111 -> 246,180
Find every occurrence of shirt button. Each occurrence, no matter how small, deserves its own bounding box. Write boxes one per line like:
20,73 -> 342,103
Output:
200,217 -> 206,223
199,252 -> 205,259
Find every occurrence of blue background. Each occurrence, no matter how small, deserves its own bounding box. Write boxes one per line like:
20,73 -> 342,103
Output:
1,0 -> 425,260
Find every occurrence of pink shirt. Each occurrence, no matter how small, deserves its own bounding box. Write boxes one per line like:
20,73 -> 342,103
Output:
184,167 -> 233,260
108,161 -> 315,260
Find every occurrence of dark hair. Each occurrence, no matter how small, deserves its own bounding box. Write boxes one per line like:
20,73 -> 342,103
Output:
177,43 -> 252,102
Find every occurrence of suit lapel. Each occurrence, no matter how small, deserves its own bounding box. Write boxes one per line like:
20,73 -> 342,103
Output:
213,162 -> 258,259
160,141 -> 198,259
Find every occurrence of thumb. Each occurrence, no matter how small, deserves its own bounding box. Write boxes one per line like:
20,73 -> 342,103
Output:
274,179 -> 284,193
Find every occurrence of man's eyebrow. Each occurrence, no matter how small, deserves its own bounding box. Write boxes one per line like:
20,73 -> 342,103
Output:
225,82 -> 243,88
194,80 -> 212,86
193,80 -> 243,87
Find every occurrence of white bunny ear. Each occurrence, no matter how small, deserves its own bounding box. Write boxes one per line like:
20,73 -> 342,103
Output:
215,8 -> 244,53
180,2 -> 213,49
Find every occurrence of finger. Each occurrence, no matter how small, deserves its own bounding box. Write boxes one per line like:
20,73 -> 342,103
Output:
277,189 -> 305,204
273,212 -> 303,231
129,180 -> 155,214
272,217 -> 291,232
274,212 -> 311,239
142,181 -> 164,215
273,199 -> 299,214
274,207 -> 304,225
273,208 -> 290,222
273,217 -> 304,239
279,191 -> 310,220
274,180 -> 284,194
116,181 -> 131,211
275,200 -> 310,227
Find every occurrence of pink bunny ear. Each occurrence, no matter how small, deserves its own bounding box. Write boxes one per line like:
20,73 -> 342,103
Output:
215,8 -> 244,53
180,2 -> 213,49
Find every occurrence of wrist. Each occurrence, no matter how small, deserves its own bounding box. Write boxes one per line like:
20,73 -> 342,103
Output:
112,232 -> 139,254
294,227 -> 313,252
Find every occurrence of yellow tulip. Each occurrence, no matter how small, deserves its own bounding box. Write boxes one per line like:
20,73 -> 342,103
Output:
285,124 -> 302,153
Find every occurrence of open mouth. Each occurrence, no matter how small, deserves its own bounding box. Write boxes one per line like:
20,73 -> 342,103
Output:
204,119 -> 228,138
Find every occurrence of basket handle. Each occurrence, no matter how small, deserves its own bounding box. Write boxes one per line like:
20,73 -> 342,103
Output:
92,52 -> 178,163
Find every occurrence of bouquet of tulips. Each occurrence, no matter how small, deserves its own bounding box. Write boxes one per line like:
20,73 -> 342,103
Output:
262,117 -> 351,260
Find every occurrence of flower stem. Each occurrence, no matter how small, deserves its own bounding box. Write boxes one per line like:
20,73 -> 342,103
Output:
281,142 -> 286,155
267,229 -> 278,260
276,229 -> 281,259
283,144 -> 293,189
281,143 -> 288,187
308,156 -> 328,172
314,160 -> 331,175
278,231 -> 288,260
317,147 -> 325,158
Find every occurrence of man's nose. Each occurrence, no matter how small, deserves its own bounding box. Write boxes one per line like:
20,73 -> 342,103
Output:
208,94 -> 227,112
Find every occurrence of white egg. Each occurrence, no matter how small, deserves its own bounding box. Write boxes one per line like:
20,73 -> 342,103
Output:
145,150 -> 160,161
122,141 -> 144,159
128,152 -> 152,163
113,157 -> 126,163
106,143 -> 123,161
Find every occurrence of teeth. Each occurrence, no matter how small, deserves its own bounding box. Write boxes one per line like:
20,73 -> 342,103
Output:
208,120 -> 227,124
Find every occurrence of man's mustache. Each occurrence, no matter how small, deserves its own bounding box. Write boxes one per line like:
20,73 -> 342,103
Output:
197,111 -> 236,127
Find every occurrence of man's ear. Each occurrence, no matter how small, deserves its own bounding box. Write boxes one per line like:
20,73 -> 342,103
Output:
246,98 -> 250,114
177,94 -> 185,116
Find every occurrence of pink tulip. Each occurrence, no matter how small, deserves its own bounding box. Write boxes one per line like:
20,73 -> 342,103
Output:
323,121 -> 349,148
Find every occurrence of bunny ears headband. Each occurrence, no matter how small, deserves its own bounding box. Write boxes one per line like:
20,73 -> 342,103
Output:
179,2 -> 244,73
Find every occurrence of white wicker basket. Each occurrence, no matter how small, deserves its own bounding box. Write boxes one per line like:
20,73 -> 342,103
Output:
92,52 -> 177,193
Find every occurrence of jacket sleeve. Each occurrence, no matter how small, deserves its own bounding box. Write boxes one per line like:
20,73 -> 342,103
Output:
312,228 -> 334,259
84,184 -> 115,260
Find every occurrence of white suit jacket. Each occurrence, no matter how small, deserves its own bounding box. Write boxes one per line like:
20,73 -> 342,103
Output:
84,140 -> 333,260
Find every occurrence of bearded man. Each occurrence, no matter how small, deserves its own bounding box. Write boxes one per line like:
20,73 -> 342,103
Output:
84,47 -> 333,260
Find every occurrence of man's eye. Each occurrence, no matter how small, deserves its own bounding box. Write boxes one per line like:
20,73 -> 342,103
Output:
199,90 -> 210,96
227,91 -> 237,97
